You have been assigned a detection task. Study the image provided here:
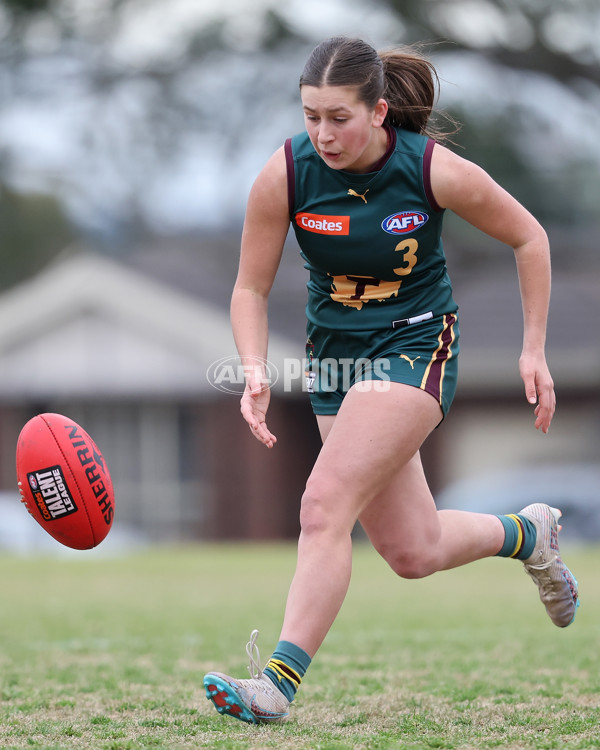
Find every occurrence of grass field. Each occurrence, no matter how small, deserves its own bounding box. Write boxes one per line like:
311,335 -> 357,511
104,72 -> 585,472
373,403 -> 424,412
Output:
0,542 -> 598,749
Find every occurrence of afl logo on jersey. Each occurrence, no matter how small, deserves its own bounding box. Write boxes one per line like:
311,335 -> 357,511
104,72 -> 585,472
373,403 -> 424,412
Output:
381,211 -> 429,235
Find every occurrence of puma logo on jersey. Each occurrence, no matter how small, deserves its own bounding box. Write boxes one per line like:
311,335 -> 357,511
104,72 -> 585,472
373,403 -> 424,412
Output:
348,189 -> 369,204
399,354 -> 420,369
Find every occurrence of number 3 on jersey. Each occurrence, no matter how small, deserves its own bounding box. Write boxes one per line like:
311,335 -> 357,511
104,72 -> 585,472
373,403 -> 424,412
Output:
393,238 -> 418,276
329,239 -> 419,309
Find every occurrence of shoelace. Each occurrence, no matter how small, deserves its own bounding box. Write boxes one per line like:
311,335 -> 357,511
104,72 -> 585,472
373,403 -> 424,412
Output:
246,629 -> 263,680
525,560 -> 554,571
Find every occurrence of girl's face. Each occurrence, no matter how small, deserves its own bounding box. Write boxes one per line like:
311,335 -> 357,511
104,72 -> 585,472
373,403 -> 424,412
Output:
301,85 -> 388,173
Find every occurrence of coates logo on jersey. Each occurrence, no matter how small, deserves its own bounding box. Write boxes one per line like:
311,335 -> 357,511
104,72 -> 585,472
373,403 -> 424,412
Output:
381,211 -> 429,236
296,212 -> 350,236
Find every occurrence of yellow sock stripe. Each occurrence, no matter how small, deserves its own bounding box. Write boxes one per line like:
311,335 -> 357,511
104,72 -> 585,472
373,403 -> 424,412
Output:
506,514 -> 524,558
266,659 -> 301,687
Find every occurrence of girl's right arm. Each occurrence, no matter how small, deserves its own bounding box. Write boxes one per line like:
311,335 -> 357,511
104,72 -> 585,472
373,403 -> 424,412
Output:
231,146 -> 291,447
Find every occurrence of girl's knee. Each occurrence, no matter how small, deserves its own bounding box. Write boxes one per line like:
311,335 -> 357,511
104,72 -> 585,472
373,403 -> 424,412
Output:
375,533 -> 441,579
299,478 -> 354,538
387,549 -> 437,579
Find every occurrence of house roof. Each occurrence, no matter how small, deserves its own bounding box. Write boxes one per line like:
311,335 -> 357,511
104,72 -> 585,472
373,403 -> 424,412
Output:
453,271 -> 600,394
0,251 -> 299,399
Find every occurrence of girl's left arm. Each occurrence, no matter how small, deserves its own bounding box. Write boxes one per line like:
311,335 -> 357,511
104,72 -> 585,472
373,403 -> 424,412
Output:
430,144 -> 555,433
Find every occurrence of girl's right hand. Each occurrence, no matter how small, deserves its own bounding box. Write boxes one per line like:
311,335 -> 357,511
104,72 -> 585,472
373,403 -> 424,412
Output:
240,378 -> 277,448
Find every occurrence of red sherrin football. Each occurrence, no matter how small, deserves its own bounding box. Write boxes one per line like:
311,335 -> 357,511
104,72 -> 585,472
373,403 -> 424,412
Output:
16,413 -> 115,550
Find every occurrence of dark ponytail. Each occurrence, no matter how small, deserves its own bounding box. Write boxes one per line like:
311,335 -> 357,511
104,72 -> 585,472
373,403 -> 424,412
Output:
380,49 -> 436,133
300,37 -> 458,142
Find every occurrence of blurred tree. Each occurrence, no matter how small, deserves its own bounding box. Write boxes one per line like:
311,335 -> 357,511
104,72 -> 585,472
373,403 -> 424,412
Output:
0,0 -> 597,255
386,0 -> 600,82
0,186 -> 74,290
2,0 -> 52,12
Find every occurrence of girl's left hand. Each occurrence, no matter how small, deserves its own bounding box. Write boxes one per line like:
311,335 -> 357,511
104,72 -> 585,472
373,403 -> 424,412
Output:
519,351 -> 556,434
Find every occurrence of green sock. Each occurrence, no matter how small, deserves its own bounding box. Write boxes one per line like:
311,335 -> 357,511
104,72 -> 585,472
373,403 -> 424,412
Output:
263,641 -> 311,702
496,514 -> 537,560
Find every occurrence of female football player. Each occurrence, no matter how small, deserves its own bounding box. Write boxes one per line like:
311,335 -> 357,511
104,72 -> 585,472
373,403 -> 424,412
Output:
203,37 -> 579,724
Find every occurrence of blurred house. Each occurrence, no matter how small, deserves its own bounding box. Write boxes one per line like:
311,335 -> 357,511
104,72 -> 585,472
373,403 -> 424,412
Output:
0,244 -> 597,544
0,250 -> 319,543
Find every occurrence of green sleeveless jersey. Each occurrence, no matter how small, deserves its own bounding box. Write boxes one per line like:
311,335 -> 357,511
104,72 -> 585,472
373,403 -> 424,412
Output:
286,128 -> 457,331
